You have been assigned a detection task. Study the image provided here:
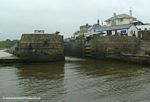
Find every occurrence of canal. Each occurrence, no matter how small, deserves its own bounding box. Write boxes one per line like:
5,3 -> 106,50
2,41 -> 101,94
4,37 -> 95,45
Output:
0,51 -> 150,102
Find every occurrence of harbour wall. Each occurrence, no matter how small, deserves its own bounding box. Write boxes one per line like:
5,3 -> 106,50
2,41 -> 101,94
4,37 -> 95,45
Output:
64,36 -> 146,63
15,34 -> 65,61
90,36 -> 140,59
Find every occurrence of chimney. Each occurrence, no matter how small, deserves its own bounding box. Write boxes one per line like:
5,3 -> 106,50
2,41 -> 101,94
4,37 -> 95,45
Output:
113,13 -> 117,17
129,9 -> 132,16
97,19 -> 99,25
101,19 -> 103,25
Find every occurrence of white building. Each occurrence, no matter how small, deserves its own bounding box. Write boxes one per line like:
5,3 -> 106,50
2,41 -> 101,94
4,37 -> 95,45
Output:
86,24 -> 137,37
136,25 -> 150,30
86,10 -> 145,38
128,24 -> 150,38
105,10 -> 137,26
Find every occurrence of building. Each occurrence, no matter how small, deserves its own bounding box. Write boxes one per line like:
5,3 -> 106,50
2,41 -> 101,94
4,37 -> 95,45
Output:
105,10 -> 137,26
136,25 -> 150,31
15,31 -> 65,62
129,24 -> 150,39
86,19 -> 108,37
128,25 -> 138,37
74,24 -> 91,39
86,10 -> 145,38
87,24 -> 137,37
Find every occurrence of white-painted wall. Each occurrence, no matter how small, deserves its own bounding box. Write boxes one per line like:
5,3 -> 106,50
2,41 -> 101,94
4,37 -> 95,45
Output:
128,25 -> 138,37
112,30 -> 115,35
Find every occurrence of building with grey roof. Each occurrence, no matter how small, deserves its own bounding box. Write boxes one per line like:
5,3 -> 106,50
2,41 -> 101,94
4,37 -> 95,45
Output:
86,10 -> 144,38
105,10 -> 137,26
86,24 -> 134,37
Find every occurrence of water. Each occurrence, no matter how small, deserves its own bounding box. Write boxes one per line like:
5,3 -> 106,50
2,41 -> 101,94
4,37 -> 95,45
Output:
0,52 -> 150,102
0,50 -> 13,58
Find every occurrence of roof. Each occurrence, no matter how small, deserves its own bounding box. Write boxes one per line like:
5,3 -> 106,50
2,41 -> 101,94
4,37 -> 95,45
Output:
89,24 -> 132,32
136,25 -> 150,30
105,14 -> 136,22
88,24 -> 101,31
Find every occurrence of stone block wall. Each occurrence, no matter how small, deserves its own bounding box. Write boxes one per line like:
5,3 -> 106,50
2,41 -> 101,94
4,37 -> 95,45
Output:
138,31 -> 150,40
91,36 -> 140,59
16,34 -> 64,61
64,39 -> 84,57
64,36 -> 140,59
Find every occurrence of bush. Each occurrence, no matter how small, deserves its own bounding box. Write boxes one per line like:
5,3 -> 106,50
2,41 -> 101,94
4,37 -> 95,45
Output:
0,39 -> 18,49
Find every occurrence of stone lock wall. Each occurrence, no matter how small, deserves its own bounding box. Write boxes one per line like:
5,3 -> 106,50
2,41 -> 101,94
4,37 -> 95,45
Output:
64,39 -> 84,57
16,34 -> 64,61
91,36 -> 140,59
64,36 -> 140,59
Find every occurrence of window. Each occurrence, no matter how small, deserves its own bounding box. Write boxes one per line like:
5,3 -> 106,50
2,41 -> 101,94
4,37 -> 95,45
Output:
112,20 -> 116,26
120,18 -> 123,22
131,30 -> 133,34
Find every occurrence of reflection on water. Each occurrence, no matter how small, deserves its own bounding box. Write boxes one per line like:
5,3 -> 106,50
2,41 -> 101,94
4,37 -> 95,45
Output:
64,60 -> 150,102
0,57 -> 150,102
17,62 -> 65,101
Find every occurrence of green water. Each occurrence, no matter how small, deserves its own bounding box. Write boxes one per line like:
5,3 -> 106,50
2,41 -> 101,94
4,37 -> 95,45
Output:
0,57 -> 150,102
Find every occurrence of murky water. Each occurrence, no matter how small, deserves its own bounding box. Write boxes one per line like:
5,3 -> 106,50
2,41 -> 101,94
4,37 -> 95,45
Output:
0,53 -> 150,102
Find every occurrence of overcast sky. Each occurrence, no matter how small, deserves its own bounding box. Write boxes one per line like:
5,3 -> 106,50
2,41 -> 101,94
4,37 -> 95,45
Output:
0,0 -> 150,40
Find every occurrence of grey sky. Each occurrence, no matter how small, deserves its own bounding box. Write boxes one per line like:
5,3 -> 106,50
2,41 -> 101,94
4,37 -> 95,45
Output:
0,0 -> 150,40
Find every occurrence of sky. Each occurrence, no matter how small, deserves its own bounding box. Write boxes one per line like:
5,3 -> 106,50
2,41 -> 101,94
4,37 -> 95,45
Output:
0,0 -> 150,40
